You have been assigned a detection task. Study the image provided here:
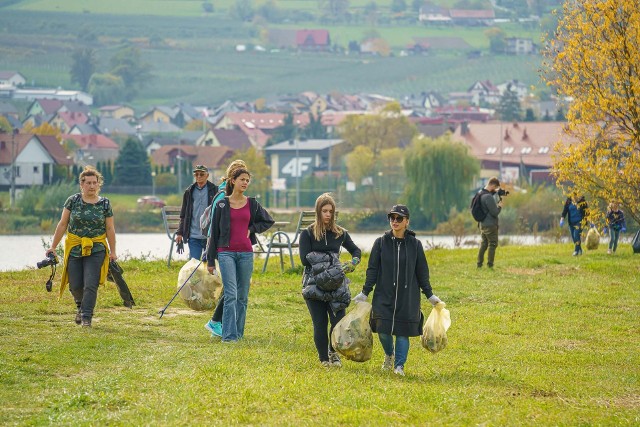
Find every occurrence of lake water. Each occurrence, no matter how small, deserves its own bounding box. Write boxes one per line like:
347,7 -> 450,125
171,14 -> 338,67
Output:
0,232 -> 548,272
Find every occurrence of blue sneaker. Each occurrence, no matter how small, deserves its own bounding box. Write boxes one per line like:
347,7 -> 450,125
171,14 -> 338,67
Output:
204,320 -> 222,337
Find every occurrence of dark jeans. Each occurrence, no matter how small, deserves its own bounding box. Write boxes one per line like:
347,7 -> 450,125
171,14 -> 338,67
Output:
609,227 -> 620,252
477,225 -> 499,267
211,295 -> 224,322
569,223 -> 583,253
305,298 -> 345,362
67,251 -> 104,320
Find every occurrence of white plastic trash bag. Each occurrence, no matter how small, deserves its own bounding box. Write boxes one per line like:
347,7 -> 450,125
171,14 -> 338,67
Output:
331,301 -> 373,362
585,227 -> 600,250
177,258 -> 223,311
421,302 -> 451,353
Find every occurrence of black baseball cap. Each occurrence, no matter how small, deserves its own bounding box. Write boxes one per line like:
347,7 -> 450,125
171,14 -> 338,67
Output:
388,204 -> 410,218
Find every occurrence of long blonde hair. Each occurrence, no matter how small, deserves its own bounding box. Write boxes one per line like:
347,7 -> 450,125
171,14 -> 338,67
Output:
311,193 -> 343,241
223,159 -> 247,183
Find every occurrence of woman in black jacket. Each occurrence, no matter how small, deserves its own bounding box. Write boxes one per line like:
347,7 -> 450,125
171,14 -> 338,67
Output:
353,204 -> 443,376
206,168 -> 274,342
300,193 -> 361,368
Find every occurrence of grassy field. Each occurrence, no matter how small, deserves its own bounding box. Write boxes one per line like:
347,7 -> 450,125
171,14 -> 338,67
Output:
1,244 -> 638,425
0,6 -> 543,107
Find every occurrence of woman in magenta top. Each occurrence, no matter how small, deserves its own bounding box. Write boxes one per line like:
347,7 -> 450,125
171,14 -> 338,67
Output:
206,168 -> 274,342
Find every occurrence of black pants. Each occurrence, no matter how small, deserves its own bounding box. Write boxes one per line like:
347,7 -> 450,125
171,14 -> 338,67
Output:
67,251 -> 104,320
211,294 -> 224,322
305,298 -> 345,362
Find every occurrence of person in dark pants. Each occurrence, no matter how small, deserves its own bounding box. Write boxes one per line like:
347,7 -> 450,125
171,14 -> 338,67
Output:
176,164 -> 219,261
300,193 -> 361,368
560,193 -> 589,256
46,166 -> 117,328
353,204 -> 443,376
605,201 -> 626,254
477,177 -> 503,268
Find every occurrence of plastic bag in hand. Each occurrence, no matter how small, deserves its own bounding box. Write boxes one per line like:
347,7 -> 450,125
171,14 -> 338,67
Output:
421,302 -> 451,353
177,258 -> 223,311
331,301 -> 373,362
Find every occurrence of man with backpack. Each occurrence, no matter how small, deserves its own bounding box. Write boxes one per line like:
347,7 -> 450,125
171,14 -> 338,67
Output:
472,177 -> 503,268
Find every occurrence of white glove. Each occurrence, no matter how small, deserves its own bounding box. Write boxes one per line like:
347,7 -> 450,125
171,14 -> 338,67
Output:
428,295 -> 442,306
353,292 -> 368,303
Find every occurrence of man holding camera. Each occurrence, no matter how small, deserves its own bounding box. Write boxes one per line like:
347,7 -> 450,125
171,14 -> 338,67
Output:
477,177 -> 504,269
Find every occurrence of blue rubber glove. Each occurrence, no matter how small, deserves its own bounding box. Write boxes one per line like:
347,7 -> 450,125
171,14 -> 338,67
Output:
621,226 -> 627,233
559,218 -> 565,227
603,226 -> 609,235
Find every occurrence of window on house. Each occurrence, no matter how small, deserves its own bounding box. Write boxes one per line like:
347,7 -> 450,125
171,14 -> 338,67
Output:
33,166 -> 39,173
15,166 -> 20,177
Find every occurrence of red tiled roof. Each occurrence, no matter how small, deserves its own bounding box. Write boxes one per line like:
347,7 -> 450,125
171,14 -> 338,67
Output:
63,134 -> 119,149
0,133 -> 31,164
151,145 -> 234,169
56,111 -> 89,127
296,30 -> 330,46
211,129 -> 252,151
38,135 -> 73,165
35,99 -> 63,115
451,121 -> 576,168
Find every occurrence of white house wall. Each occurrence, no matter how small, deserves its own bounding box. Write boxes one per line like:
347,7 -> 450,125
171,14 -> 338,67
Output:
15,139 -> 54,186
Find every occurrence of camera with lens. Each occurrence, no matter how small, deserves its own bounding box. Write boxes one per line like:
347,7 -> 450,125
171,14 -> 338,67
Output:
37,253 -> 58,269
497,188 -> 510,198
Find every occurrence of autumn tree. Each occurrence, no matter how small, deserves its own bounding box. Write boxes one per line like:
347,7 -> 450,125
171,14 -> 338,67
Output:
543,1 -> 640,224
404,134 -> 480,228
110,46 -> 152,100
232,147 -> 271,200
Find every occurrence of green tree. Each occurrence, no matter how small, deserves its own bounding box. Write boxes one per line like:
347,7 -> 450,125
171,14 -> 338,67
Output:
88,73 -> 126,106
70,47 -> 97,91
302,113 -> 327,139
113,138 -> 152,186
404,134 -> 480,228
318,0 -> 349,22
524,108 -> 536,122
233,147 -> 271,200
485,27 -> 506,54
496,84 -> 522,121
230,0 -> 255,21
269,113 -> 297,145
391,0 -> 406,13
110,46 -> 152,100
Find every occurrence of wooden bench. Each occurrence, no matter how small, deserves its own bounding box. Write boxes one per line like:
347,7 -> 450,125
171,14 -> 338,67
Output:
161,205 -> 182,267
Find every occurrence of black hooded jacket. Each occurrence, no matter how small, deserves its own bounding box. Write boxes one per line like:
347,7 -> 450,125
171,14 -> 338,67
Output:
205,196 -> 274,266
363,229 -> 433,337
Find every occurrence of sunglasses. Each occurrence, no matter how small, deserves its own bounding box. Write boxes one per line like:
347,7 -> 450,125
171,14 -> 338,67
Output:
194,172 -> 207,177
388,215 -> 405,223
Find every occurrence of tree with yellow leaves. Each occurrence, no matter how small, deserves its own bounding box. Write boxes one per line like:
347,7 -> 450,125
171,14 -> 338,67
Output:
543,1 -> 640,224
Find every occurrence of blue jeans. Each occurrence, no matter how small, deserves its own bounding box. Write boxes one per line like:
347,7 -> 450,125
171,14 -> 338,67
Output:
609,227 -> 620,252
188,238 -> 207,261
378,333 -> 410,368
217,251 -> 254,341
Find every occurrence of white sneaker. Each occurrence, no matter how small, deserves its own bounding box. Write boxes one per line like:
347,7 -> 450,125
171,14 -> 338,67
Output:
382,354 -> 394,371
321,361 -> 331,368
393,365 -> 405,376
328,351 -> 342,367
607,249 -> 612,254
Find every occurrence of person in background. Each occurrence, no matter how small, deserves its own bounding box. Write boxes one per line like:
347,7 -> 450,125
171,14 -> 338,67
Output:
560,193 -> 589,256
204,159 -> 247,338
176,165 -> 218,261
353,204 -> 443,376
46,166 -> 117,328
605,201 -> 626,254
299,193 -> 361,368
476,177 -> 503,268
206,168 -> 274,342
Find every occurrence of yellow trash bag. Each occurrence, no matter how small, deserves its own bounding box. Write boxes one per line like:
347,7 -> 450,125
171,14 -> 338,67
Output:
585,227 -> 600,250
421,302 -> 451,353
177,258 -> 223,311
331,301 -> 373,362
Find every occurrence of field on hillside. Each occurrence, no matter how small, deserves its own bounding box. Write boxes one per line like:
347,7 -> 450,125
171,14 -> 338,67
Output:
1,245 -> 638,425
0,7 -> 543,107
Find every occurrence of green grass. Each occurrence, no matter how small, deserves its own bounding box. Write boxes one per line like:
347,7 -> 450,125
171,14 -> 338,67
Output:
1,244 -> 639,425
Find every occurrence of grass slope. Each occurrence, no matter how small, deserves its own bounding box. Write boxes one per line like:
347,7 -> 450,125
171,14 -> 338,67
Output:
1,244 -> 639,425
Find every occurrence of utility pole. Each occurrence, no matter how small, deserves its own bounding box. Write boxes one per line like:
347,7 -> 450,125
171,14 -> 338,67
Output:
295,138 -> 300,209
499,121 -> 503,181
10,129 -> 18,208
